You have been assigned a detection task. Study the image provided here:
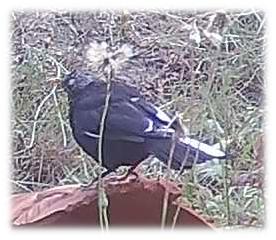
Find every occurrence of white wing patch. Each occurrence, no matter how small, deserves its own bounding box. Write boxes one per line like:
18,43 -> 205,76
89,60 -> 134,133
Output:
84,131 -> 100,138
144,119 -> 154,132
180,137 -> 225,157
156,127 -> 175,134
154,106 -> 171,123
130,97 -> 140,102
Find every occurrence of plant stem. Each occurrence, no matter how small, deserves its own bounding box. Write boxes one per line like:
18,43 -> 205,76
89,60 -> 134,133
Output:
161,132 -> 177,228
97,67 -> 113,230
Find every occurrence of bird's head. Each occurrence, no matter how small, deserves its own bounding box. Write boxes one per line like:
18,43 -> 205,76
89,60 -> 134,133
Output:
63,70 -> 96,97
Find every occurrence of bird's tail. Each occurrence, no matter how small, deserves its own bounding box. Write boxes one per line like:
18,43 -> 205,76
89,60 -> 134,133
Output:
148,136 -> 226,170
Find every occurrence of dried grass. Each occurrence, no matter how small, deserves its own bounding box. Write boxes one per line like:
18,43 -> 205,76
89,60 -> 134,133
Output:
10,9 -> 265,228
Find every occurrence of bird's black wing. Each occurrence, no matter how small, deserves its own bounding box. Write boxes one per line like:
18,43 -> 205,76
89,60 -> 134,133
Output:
72,84 -> 176,142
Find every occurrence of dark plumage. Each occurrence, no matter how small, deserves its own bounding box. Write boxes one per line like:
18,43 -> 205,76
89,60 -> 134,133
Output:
63,70 -> 226,178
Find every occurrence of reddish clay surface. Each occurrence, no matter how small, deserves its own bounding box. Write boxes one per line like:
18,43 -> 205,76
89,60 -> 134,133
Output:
11,175 -> 214,228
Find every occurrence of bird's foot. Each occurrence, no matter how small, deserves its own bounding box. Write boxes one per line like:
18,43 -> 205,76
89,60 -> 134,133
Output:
116,170 -> 138,182
79,168 -> 140,191
80,169 -> 116,191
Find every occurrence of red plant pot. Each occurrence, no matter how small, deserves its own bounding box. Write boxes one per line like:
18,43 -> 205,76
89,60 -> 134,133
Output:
11,175 -> 214,228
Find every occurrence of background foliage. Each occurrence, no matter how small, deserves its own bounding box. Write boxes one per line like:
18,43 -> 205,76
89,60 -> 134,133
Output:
10,10 -> 265,228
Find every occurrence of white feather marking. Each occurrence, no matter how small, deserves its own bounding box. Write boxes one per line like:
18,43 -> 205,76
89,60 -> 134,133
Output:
180,137 -> 225,157
157,128 -> 175,133
144,119 -> 154,132
154,106 -> 171,123
130,97 -> 140,102
84,131 -> 100,138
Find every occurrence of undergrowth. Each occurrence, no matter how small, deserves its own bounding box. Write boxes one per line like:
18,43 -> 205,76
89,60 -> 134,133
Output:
10,10 -> 265,228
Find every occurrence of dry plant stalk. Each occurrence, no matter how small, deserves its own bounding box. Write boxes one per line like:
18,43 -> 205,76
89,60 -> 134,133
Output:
97,67 -> 113,230
161,132 -> 177,228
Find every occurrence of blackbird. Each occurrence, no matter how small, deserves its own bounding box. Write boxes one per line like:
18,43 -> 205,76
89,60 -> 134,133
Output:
63,70 -> 226,179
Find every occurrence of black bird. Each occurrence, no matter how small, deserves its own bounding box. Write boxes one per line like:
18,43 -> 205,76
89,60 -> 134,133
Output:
63,70 -> 226,179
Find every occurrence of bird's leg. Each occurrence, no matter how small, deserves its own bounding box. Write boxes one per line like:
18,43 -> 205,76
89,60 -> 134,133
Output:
81,166 -> 139,190
116,165 -> 139,182
80,169 -> 115,190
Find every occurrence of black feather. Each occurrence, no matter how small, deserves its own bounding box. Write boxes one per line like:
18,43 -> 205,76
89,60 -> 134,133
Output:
64,70 -> 226,174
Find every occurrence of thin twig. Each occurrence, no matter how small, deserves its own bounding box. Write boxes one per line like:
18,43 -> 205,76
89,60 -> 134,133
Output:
79,150 -> 90,180
27,85 -> 57,148
11,179 -> 52,187
11,180 -> 33,192
223,110 -> 231,226
171,204 -> 181,229
38,152 -> 44,185
161,132 -> 177,228
52,89 -> 67,147
177,108 -> 202,176
97,67 -> 113,230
